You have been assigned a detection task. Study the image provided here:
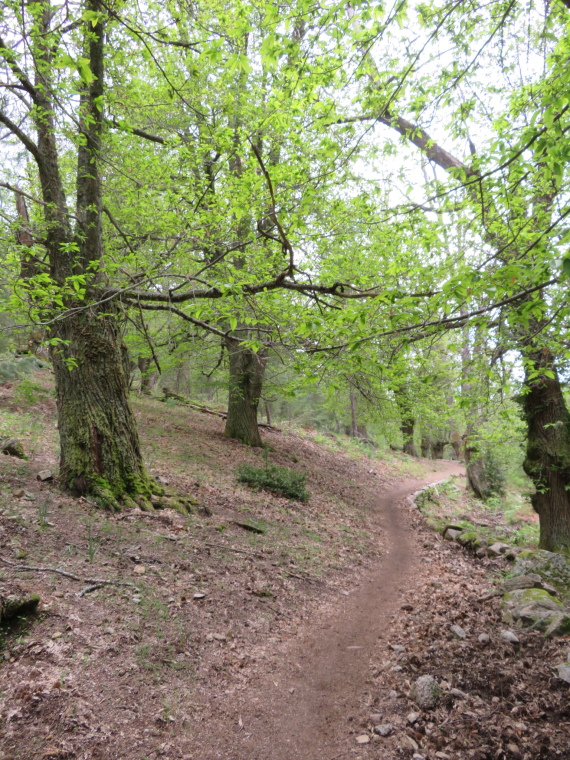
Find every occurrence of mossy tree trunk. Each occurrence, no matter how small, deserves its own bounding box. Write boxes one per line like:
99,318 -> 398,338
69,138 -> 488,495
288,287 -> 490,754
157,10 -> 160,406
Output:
51,310 -> 152,509
2,1 -> 158,511
224,338 -> 265,447
519,349 -> 570,552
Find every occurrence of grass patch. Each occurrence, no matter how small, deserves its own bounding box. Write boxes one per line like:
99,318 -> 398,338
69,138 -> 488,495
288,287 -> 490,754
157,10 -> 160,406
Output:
237,462 -> 310,502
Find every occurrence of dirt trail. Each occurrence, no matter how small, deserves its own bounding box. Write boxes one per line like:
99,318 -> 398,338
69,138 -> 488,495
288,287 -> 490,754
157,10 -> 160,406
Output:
207,462 -> 464,760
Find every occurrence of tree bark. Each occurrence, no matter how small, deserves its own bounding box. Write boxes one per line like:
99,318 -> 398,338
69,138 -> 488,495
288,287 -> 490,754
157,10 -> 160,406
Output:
420,435 -> 432,459
349,384 -> 358,438
224,339 -> 265,447
518,349 -> 570,551
394,386 -> 418,456
431,440 -> 446,459
52,310 -> 150,507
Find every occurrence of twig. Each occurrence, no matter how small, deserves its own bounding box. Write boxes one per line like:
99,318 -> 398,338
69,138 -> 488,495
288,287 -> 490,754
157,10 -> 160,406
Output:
78,583 -> 105,597
284,571 -> 321,585
477,591 -> 501,602
204,542 -> 265,559
0,556 -> 135,592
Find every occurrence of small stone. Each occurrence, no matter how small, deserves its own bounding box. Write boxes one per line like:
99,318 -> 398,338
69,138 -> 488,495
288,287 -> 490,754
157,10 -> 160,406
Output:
478,633 -> 490,643
388,690 -> 398,698
390,644 -> 406,653
411,675 -> 440,710
369,713 -> 382,723
52,632 -> 62,639
407,711 -> 420,724
193,593 -> 206,600
355,734 -> 370,744
391,665 -> 403,672
556,664 -> 570,683
500,630 -> 520,644
374,723 -> 393,737
156,475 -> 169,485
133,565 -> 146,574
37,470 -> 53,482
450,624 -> 467,639
401,603 -> 414,611
401,735 -> 419,752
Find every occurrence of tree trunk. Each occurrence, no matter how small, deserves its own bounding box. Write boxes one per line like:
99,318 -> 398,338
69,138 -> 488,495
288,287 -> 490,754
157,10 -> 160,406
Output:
51,309 -> 153,510
394,385 -> 418,456
421,436 -> 432,459
349,385 -> 358,438
518,350 -> 570,551
431,440 -> 446,459
464,439 -> 491,500
224,340 -> 265,447
138,357 -> 153,395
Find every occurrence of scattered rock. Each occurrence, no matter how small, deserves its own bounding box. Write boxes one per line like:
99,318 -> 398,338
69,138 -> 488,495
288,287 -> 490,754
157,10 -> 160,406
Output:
156,475 -> 169,485
388,690 -> 398,699
500,630 -> 520,644
510,549 -> 570,588
486,542 -> 511,557
1,437 -> 26,459
407,711 -> 420,724
391,665 -> 403,672
411,675 -> 440,709
401,603 -> 414,611
444,528 -> 462,541
390,644 -> 406,653
36,470 -> 53,482
450,687 -> 468,699
133,565 -> 146,575
502,588 -> 570,636
503,573 -> 558,596
369,713 -> 382,723
374,723 -> 393,736
478,633 -> 490,643
193,593 -> 206,600
555,664 -> 570,683
355,734 -> 370,744
450,624 -> 467,639
401,734 -> 420,752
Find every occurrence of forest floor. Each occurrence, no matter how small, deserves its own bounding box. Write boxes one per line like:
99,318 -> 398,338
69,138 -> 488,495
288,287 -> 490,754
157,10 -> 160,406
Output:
0,371 -> 569,760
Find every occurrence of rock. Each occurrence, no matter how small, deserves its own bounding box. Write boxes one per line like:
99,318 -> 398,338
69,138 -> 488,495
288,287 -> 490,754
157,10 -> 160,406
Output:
369,713 -> 382,723
486,542 -> 511,557
156,475 -> 169,485
401,735 -> 420,752
411,675 -> 440,709
450,624 -> 467,639
1,438 -> 26,459
450,688 -> 468,698
503,573 -> 558,596
472,538 -> 488,552
510,549 -> 570,587
12,488 -> 25,497
500,630 -> 520,644
407,711 -> 420,724
556,664 -> 570,683
388,690 -> 398,698
501,588 -> 570,636
401,603 -> 414,611
390,644 -> 406,653
391,665 -> 403,672
355,734 -> 370,744
478,633 -> 490,643
457,531 -> 478,547
1,593 -> 40,622
374,723 -> 393,736
133,565 -> 146,574
193,593 -> 206,600
444,529 -> 462,541
37,470 -> 53,482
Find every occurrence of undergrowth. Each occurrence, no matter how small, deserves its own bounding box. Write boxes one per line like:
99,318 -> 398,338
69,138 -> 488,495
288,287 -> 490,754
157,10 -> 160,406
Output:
237,462 -> 310,502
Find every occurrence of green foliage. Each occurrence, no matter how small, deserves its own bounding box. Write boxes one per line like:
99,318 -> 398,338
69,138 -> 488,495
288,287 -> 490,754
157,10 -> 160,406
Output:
237,462 -> 310,502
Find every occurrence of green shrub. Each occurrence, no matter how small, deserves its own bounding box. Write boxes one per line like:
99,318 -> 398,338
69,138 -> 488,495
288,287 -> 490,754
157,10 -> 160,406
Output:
237,462 -> 310,502
0,354 -> 48,384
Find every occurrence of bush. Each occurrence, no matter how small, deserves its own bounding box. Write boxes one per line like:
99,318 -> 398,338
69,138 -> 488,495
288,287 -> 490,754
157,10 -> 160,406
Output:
237,462 -> 310,502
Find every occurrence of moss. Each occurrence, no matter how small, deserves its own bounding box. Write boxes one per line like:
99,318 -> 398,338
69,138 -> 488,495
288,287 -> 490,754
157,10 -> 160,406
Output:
503,588 -> 563,608
1,593 -> 40,623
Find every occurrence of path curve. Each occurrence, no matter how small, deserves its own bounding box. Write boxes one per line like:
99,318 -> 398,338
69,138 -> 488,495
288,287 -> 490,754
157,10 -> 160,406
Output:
207,462 -> 464,760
